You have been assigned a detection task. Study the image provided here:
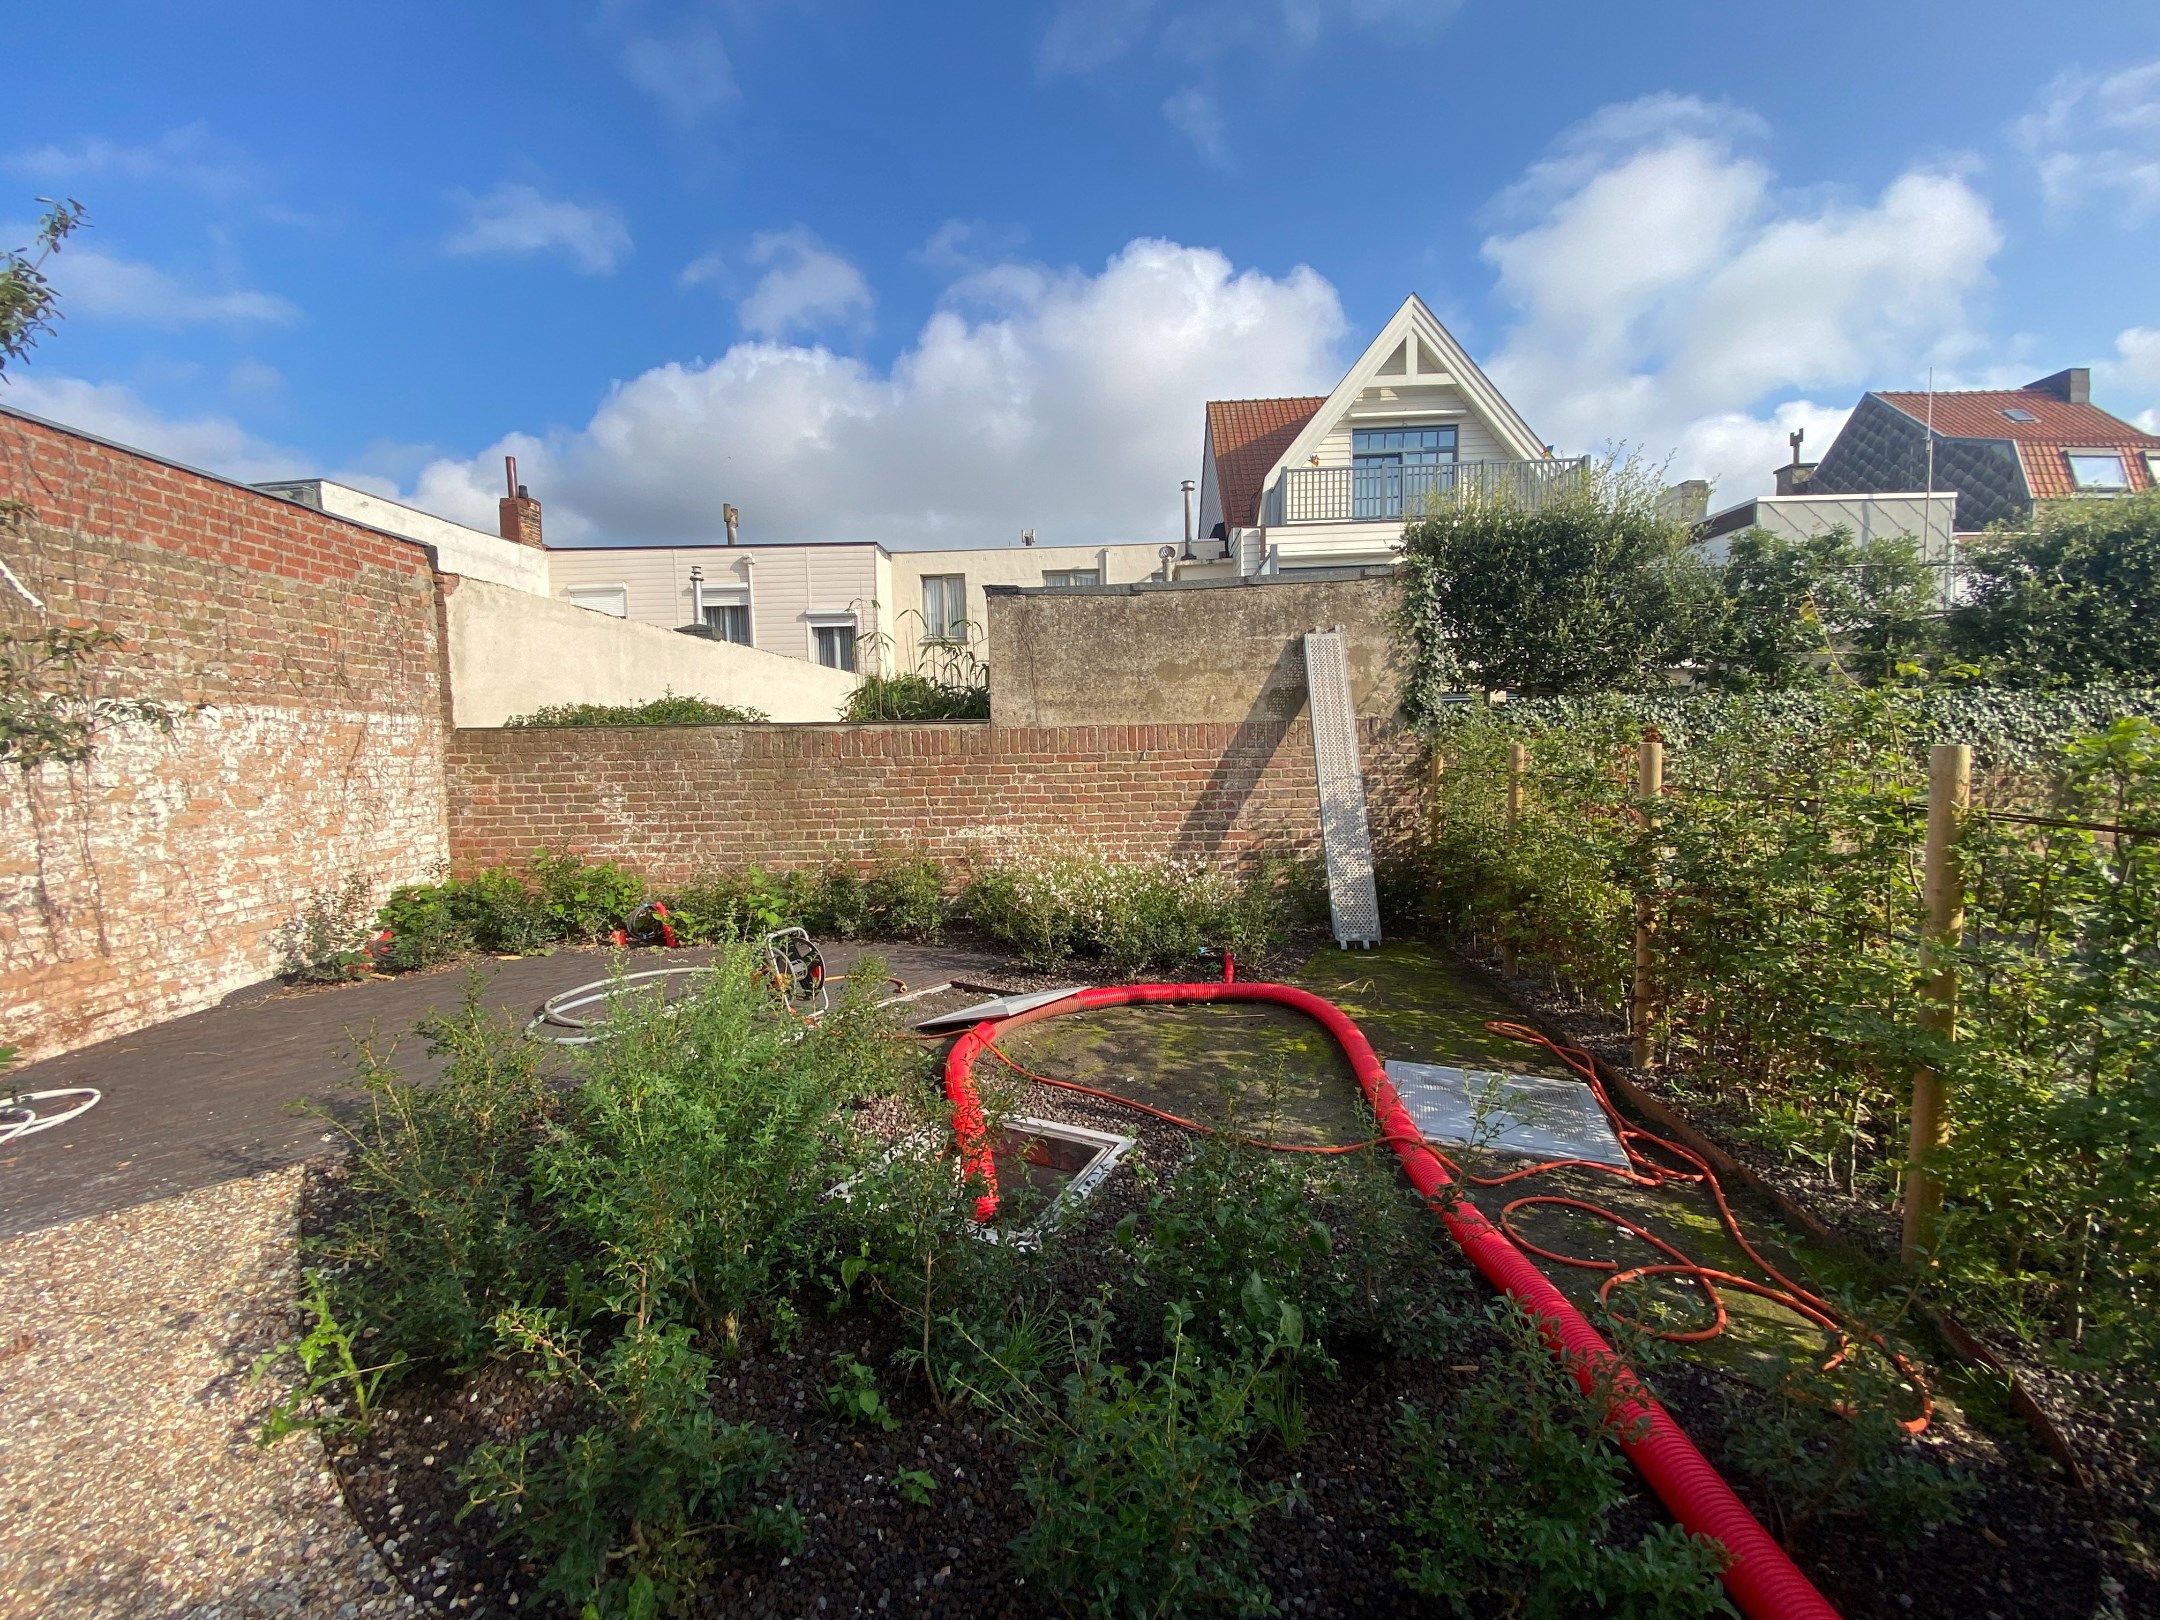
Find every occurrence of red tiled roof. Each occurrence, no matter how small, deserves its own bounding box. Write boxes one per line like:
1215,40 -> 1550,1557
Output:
1207,397 -> 1325,529
1876,389 -> 2160,499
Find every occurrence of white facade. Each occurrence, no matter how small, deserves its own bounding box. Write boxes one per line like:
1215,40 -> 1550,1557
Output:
1698,490 -> 1962,603
1205,295 -> 1574,578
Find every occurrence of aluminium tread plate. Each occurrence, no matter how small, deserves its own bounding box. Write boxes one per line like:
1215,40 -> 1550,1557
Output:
1303,629 -> 1382,947
1382,1060 -> 1631,1169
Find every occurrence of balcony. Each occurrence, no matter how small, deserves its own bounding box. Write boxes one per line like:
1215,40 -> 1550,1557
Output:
1279,457 -> 1590,524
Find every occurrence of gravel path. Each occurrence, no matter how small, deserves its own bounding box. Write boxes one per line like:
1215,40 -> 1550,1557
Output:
0,1166 -> 414,1620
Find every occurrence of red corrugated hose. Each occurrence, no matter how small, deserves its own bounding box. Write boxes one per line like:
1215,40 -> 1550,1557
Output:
940,979 -> 1846,1620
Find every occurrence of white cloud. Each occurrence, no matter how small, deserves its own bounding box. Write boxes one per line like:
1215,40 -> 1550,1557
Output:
7,123 -> 254,196
1037,0 -> 1160,76
398,238 -> 1346,549
1482,96 -> 2003,503
443,184 -> 631,274
2097,325 -> 2160,432
2014,57 -> 2160,224
1,374 -> 300,483
41,240 -> 298,326
732,227 -> 874,340
1162,86 -> 1230,167
913,219 -> 1027,273
616,18 -> 739,127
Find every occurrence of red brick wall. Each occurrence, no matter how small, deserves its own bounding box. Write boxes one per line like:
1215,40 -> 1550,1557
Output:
0,409 -> 450,1059
446,717 -> 1424,879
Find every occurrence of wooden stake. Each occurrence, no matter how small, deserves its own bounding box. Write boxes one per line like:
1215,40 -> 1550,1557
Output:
1501,742 -> 1527,974
1903,742 -> 1971,1265
1630,731 -> 1664,1069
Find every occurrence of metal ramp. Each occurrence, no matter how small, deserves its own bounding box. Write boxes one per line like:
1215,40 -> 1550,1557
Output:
1303,629 -> 1382,948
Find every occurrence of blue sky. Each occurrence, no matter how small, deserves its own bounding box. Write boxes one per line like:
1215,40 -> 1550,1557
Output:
7,1 -> 2159,548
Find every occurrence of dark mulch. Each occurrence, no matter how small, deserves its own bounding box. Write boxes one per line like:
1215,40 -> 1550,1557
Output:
303,935 -> 2149,1620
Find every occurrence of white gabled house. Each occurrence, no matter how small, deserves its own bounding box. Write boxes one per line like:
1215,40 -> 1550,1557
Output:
1195,294 -> 1582,576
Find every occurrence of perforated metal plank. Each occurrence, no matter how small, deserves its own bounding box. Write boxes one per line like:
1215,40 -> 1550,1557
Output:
1383,1061 -> 1631,1169
1303,629 -> 1382,948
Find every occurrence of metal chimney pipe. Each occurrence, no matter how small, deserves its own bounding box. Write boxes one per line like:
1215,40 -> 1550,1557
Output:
689,563 -> 704,625
1181,480 -> 1196,556
723,503 -> 740,546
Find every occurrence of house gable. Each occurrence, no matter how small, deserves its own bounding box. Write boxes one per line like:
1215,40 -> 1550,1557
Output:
1264,294 -> 1548,497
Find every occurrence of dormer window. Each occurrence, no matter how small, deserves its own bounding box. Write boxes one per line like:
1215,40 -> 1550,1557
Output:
2001,406 -> 2038,422
2068,452 -> 2129,491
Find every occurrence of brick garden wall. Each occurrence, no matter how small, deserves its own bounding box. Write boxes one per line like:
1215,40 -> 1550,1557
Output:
0,409 -> 450,1060
446,717 -> 1425,880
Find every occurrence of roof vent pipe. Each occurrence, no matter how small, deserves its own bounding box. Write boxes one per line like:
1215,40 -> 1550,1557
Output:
723,503 -> 740,546
1181,479 -> 1196,561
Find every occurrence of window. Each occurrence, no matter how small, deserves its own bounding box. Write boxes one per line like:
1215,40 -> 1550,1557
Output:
921,574 -> 967,640
1351,424 -> 1459,519
1042,568 -> 1099,587
2001,407 -> 2038,423
702,602 -> 751,645
566,584 -> 628,617
2068,452 -> 2129,491
813,622 -> 858,672
2147,451 -> 2160,488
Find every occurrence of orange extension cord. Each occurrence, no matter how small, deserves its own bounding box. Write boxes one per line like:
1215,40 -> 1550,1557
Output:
982,1013 -> 1932,1434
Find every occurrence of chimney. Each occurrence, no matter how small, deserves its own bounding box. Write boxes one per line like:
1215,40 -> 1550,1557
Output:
498,455 -> 543,548
1773,426 -> 1815,495
2026,367 -> 2090,405
1180,479 -> 1196,560
722,503 -> 740,546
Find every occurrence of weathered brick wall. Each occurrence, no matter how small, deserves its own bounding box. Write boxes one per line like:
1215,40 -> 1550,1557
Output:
445,718 -> 1424,879
0,409 -> 450,1059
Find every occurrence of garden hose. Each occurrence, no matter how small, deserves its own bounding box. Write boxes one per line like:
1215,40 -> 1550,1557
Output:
941,980 -> 1847,1620
0,1087 -> 101,1146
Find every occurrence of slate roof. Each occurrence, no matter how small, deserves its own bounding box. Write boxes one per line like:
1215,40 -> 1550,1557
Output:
1206,397 -> 1325,529
1875,389 -> 2160,499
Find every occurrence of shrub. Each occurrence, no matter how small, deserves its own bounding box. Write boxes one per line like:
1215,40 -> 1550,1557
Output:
1703,525 -> 1940,690
374,880 -> 474,972
964,851 -> 1298,972
449,866 -> 556,955
314,989 -> 558,1371
965,1302 -> 1300,1619
532,851 -> 645,942
665,866 -> 791,944
273,872 -> 376,982
864,852 -> 947,941
842,672 -> 989,722
463,1312 -> 802,1620
533,944 -> 900,1338
1947,489 -> 2160,687
505,691 -> 768,727
1391,1303 -> 1730,1618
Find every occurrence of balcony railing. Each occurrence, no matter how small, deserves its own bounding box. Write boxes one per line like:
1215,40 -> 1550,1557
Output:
1280,457 -> 1590,524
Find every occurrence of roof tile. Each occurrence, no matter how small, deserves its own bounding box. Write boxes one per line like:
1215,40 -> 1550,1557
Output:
1875,389 -> 2160,500
1206,397 -> 1325,529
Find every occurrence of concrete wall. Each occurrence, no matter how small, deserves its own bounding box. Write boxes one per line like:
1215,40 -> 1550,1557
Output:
257,479 -> 551,596
1,409 -> 450,1061
985,569 -> 1407,728
446,716 -> 1424,880
443,577 -> 861,726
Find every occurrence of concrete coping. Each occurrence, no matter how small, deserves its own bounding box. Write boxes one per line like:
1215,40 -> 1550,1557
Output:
983,565 -> 1396,598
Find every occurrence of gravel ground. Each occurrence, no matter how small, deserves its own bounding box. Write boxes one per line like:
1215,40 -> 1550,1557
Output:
0,1166 -> 412,1620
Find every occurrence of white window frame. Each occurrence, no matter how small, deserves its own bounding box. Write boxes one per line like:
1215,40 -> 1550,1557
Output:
1042,568 -> 1100,588
805,611 -> 860,672
565,584 -> 629,618
2066,450 -> 2129,492
920,573 -> 968,642
2145,451 -> 2160,489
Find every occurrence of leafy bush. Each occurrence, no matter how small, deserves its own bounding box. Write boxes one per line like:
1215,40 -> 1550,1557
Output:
965,851 -> 1300,973
1703,525 -> 1939,690
273,872 -> 376,982
1399,456 -> 1721,703
1391,1303 -> 1731,1617
314,990 -> 558,1371
532,851 -> 646,943
864,852 -> 947,941
449,865 -> 556,955
374,880 -> 474,972
965,1302 -> 1300,1619
1947,489 -> 2160,687
505,691 -> 769,727
843,672 -> 989,721
665,865 -> 791,944
463,1312 -> 803,1620
533,944 -> 899,1337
